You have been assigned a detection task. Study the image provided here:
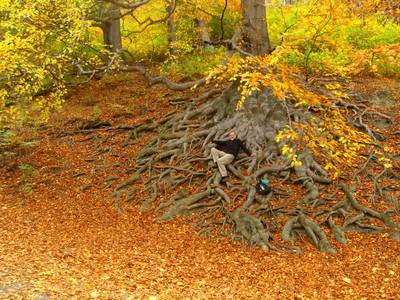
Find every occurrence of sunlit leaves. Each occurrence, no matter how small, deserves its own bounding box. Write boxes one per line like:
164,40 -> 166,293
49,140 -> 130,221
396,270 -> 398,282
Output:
344,0 -> 400,20
267,0 -> 400,79
205,0 -> 399,178
0,0 -> 95,128
376,150 -> 394,169
207,52 -> 381,177
294,109 -> 372,177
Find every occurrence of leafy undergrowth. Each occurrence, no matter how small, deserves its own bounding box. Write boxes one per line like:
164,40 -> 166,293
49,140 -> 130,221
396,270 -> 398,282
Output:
1,73 -> 399,299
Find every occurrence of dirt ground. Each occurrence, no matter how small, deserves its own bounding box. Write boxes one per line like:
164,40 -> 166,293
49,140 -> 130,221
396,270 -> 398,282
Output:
1,74 -> 399,299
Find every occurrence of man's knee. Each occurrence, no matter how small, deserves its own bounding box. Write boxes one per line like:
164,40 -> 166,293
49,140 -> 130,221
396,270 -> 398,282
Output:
210,147 -> 218,156
219,155 -> 234,165
217,157 -> 228,165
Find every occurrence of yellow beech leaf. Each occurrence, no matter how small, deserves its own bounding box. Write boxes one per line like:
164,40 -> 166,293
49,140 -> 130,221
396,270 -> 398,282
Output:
90,290 -> 100,298
343,277 -> 352,284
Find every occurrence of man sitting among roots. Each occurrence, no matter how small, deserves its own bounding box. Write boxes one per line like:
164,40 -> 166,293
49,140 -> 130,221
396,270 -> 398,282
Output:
211,130 -> 256,183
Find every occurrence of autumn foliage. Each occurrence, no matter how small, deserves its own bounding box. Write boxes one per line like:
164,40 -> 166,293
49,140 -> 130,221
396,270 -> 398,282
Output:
1,0 -> 399,130
1,0 -> 400,296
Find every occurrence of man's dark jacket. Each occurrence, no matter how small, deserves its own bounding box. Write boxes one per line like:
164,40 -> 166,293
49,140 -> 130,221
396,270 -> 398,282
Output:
213,138 -> 251,158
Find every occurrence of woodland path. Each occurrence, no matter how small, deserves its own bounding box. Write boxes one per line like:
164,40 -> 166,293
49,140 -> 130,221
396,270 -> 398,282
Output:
0,74 -> 399,299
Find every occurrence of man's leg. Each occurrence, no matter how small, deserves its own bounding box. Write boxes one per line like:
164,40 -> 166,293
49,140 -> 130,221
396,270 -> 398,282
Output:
216,153 -> 234,178
211,147 -> 229,163
210,147 -> 221,163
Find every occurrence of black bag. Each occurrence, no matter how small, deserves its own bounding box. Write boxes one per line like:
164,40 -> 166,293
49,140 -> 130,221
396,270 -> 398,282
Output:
256,177 -> 271,195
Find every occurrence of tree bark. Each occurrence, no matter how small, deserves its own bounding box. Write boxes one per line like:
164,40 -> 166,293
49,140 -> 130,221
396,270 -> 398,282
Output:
194,18 -> 212,49
166,0 -> 177,54
241,0 -> 271,56
101,4 -> 122,53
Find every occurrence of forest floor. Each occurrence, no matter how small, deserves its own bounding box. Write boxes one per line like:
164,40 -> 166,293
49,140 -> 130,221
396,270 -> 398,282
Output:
1,73 -> 399,299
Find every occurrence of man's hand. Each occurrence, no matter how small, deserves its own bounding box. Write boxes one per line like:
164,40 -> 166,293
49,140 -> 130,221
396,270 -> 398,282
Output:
251,150 -> 256,157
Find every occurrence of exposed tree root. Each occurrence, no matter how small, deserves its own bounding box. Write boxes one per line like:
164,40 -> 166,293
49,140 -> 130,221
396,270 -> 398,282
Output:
101,82 -> 399,253
125,65 -> 206,91
228,208 -> 274,251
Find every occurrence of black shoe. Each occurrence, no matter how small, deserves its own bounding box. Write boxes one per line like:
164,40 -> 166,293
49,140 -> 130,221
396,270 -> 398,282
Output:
221,176 -> 228,183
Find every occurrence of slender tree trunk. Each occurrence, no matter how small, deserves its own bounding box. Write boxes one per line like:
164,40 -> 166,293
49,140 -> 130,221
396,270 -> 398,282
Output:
241,0 -> 271,55
166,0 -> 177,54
101,4 -> 122,53
194,18 -> 212,49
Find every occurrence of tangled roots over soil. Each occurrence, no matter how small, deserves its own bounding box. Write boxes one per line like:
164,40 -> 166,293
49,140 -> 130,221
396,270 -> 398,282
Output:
107,83 -> 399,252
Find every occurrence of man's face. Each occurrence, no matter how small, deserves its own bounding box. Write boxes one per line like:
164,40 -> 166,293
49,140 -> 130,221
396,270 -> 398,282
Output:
228,131 -> 237,140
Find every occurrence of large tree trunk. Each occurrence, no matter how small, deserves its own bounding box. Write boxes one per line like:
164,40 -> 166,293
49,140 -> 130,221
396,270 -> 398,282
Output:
101,4 -> 122,53
241,0 -> 271,55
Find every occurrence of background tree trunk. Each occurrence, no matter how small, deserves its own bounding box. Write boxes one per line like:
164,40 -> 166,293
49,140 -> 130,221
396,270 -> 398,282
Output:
241,0 -> 271,55
194,18 -> 212,50
166,0 -> 177,54
101,4 -> 122,53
